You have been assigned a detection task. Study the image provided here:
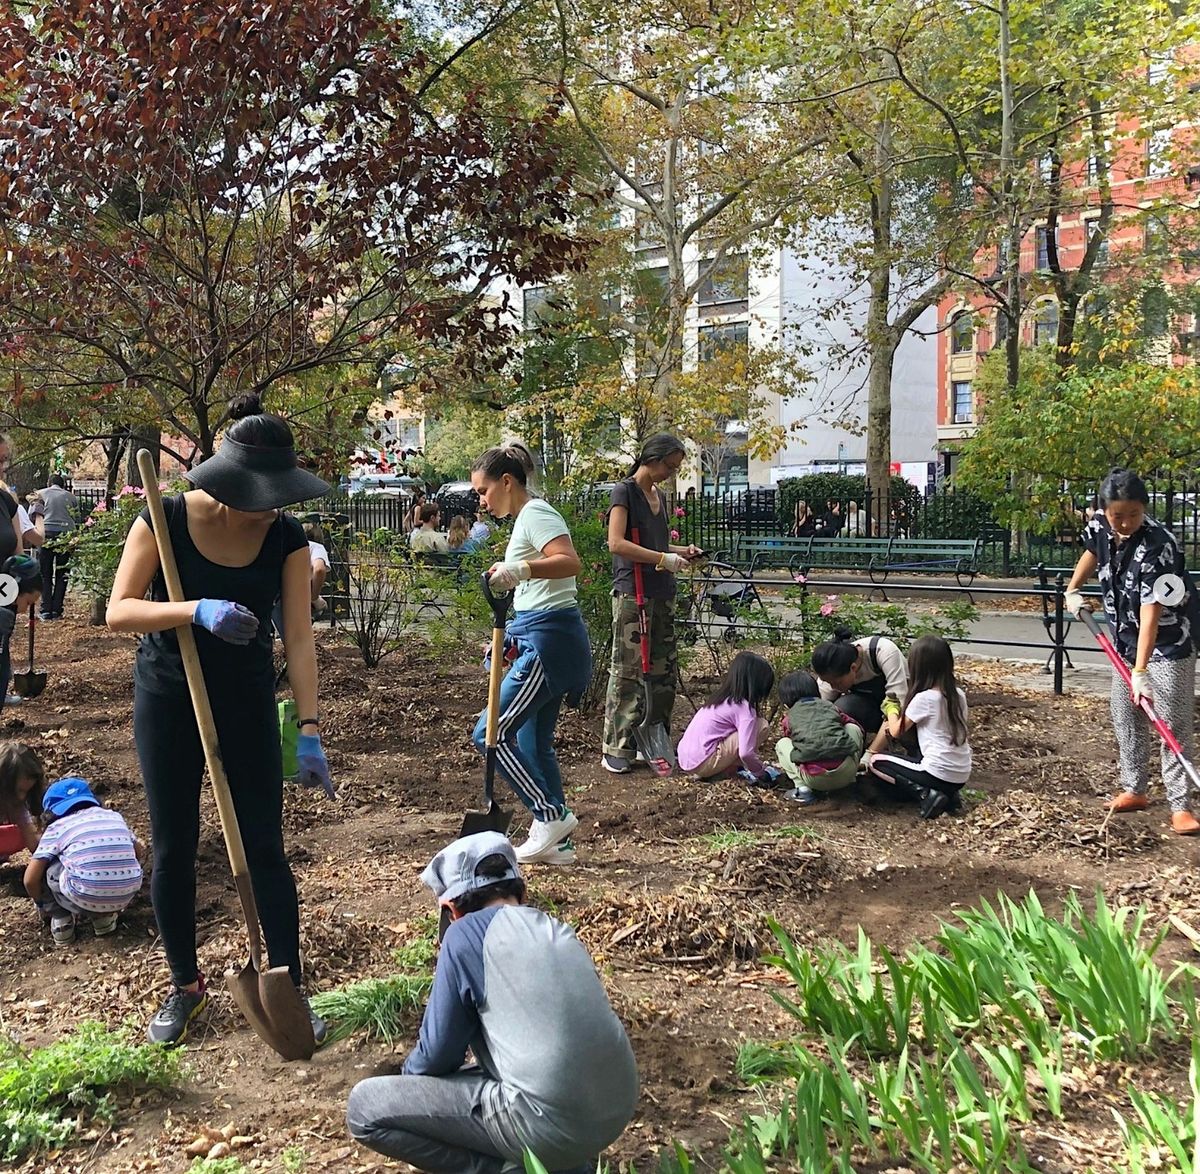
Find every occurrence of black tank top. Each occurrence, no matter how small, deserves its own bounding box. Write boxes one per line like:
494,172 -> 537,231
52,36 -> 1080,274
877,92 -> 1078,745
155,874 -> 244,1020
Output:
133,495 -> 306,696
0,489 -> 17,562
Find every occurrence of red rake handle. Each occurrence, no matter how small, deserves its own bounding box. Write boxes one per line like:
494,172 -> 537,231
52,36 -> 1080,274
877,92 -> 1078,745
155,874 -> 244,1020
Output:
1078,607 -> 1196,768
631,526 -> 652,675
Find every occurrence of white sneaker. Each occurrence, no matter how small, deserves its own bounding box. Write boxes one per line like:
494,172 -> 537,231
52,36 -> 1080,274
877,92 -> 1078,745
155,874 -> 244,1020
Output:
91,912 -> 119,936
532,839 -> 577,866
516,810 -> 579,862
51,914 -> 76,946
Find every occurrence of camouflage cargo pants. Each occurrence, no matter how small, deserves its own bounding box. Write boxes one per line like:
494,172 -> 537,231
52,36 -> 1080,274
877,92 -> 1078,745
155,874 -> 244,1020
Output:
602,594 -> 677,760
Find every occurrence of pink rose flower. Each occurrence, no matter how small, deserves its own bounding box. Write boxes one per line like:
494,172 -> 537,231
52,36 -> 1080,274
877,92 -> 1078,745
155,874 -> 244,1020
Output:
819,595 -> 838,617
792,572 -> 807,585
670,529 -> 680,541
674,506 -> 686,518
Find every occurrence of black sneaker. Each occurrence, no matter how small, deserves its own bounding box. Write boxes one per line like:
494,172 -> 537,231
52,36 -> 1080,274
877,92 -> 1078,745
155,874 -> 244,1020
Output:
601,754 -> 630,774
147,979 -> 208,1046
919,789 -> 951,821
304,996 -> 328,1046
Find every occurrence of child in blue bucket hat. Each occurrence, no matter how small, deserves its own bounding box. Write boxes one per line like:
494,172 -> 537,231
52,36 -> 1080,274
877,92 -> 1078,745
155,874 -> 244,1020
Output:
24,775 -> 143,946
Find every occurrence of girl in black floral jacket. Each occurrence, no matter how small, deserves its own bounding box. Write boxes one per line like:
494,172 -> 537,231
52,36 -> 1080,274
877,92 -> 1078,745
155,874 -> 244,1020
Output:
1065,469 -> 1199,835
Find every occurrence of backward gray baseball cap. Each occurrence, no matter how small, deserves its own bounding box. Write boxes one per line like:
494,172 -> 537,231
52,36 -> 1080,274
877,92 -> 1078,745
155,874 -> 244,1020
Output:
420,831 -> 521,904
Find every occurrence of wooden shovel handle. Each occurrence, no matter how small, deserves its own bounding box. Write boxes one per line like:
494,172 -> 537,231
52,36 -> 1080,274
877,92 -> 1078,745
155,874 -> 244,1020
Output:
135,450 -> 264,967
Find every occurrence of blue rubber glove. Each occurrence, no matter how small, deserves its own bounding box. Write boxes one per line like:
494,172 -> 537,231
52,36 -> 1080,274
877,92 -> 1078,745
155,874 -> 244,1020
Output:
296,733 -> 335,799
193,599 -> 259,645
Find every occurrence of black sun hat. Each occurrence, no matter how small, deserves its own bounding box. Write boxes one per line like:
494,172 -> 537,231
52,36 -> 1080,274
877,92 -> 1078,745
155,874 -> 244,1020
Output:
185,436 -> 331,512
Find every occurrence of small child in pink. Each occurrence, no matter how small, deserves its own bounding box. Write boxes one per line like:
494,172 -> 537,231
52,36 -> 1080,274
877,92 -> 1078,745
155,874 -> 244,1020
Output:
677,652 -> 775,783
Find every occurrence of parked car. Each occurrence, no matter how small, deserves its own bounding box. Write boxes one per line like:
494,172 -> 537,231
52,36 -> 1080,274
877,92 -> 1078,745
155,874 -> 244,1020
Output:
434,480 -> 479,519
723,488 -> 779,527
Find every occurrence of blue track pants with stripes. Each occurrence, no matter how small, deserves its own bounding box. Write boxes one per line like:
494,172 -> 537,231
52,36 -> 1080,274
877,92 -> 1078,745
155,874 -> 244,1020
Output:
472,647 -> 567,822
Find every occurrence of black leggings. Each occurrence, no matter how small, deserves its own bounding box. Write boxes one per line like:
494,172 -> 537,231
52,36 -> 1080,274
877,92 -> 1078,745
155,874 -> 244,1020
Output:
134,685 -> 301,988
869,753 -> 961,802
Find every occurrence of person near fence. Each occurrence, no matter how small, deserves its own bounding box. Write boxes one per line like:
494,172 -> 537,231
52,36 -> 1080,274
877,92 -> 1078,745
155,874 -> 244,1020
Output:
346,831 -> 638,1173
601,433 -> 702,774
774,670 -> 864,803
107,392 -> 335,1046
813,500 -> 844,539
677,651 -> 776,783
304,523 -> 331,616
1064,468 -> 1200,835
31,475 -> 79,620
0,435 -> 24,560
447,515 -> 472,552
470,443 -> 592,865
843,500 -> 868,537
868,635 -> 971,820
411,504 -> 451,554
789,498 -> 817,538
811,627 -> 909,757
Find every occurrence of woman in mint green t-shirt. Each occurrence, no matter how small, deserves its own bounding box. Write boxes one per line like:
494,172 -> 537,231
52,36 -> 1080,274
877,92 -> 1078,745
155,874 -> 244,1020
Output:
469,444 -> 593,866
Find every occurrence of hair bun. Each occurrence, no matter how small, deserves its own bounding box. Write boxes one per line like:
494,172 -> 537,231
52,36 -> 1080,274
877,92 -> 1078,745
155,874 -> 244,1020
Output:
832,624 -> 855,642
228,393 -> 264,421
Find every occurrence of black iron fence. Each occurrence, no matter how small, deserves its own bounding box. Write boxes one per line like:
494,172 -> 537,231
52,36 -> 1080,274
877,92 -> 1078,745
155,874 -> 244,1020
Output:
71,478 -> 1200,574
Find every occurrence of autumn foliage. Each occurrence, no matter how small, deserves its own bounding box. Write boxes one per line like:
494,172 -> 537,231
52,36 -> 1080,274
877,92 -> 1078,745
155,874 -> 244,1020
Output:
0,0 -> 588,459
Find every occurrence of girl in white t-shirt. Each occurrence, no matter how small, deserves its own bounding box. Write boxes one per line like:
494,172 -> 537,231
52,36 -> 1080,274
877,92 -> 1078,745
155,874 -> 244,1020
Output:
869,635 -> 971,820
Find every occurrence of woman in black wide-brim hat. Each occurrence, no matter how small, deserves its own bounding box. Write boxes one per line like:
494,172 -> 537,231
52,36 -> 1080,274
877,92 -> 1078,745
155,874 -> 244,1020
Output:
108,393 -> 333,1047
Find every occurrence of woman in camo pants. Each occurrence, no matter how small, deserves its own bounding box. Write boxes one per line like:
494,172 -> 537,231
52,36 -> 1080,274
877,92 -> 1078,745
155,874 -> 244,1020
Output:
1065,468 -> 1200,835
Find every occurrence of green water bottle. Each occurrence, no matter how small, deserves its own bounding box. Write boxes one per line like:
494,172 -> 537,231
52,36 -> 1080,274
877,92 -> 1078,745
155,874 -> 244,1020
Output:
279,699 -> 299,781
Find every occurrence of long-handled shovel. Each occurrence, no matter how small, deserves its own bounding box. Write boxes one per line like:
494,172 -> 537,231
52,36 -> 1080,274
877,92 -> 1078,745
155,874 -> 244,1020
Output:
1078,606 -> 1200,791
11,607 -> 47,698
439,573 -> 514,940
631,529 -> 675,777
459,572 -> 515,838
136,450 -> 315,1061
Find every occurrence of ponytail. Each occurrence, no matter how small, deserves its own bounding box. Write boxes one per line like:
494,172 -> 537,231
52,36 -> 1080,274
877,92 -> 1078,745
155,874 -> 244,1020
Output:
628,432 -> 687,477
472,442 -> 538,492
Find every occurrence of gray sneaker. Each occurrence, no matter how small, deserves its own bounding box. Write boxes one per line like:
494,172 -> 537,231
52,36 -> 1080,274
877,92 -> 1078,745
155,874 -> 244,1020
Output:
91,912 -> 119,936
147,981 -> 209,1046
601,754 -> 630,774
50,913 -> 76,946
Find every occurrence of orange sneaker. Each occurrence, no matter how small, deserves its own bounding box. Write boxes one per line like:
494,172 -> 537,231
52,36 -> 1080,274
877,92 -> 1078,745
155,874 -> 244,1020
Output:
1107,792 -> 1150,813
1171,811 -> 1200,836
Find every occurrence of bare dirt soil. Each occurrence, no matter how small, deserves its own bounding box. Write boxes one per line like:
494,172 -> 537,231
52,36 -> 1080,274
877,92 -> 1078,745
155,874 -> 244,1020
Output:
2,613 -> 1197,1173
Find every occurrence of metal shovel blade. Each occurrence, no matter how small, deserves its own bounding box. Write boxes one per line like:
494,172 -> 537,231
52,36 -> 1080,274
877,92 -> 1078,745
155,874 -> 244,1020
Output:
634,680 -> 675,777
11,671 -> 46,699
224,876 -> 315,1061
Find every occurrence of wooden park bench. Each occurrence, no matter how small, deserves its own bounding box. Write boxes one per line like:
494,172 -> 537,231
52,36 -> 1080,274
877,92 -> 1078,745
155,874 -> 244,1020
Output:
869,538 -> 982,588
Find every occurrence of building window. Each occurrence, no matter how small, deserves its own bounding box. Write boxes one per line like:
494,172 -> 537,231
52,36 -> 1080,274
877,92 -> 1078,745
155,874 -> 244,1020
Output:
1147,128 -> 1173,179
952,381 -> 973,424
1145,213 -> 1169,256
1034,225 -> 1056,271
698,255 -> 749,314
1033,301 -> 1059,347
1142,283 -> 1170,338
950,311 -> 974,353
523,286 -> 557,329
698,321 -> 749,363
1085,218 -> 1109,267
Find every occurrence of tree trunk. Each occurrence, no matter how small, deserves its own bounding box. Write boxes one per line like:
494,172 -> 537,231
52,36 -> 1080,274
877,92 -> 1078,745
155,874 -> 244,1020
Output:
125,425 -> 162,487
103,431 -> 129,504
865,338 -> 896,535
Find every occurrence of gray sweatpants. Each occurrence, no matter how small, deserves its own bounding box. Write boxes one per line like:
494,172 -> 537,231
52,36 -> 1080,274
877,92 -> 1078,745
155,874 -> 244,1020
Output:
1110,652 -> 1197,812
346,1068 -> 594,1174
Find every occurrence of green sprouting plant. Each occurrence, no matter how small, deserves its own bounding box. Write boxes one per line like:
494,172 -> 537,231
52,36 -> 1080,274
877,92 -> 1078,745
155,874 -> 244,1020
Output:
0,1021 -> 182,1162
735,1040 -> 807,1084
280,1143 -> 309,1173
308,973 -> 433,1045
1114,1036 -> 1200,1173
765,921 -> 916,1057
391,919 -> 438,972
188,1159 -> 248,1174
695,825 -> 819,853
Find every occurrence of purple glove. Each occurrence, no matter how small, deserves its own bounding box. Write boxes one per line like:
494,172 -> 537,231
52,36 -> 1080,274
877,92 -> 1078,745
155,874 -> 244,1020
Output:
193,598 -> 259,645
296,733 -> 335,799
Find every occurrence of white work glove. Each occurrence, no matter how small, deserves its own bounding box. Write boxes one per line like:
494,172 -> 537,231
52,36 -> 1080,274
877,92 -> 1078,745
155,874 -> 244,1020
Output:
1063,588 -> 1088,616
487,561 -> 531,592
657,553 -> 687,574
1131,669 -> 1153,705
859,750 -> 874,773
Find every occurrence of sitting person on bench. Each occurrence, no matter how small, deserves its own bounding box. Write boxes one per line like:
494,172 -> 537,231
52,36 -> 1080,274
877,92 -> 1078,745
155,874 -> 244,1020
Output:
811,626 -> 908,756
346,831 -> 639,1174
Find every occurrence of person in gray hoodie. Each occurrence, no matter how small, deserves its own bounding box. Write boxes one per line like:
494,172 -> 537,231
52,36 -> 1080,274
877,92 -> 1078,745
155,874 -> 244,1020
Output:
346,832 -> 638,1174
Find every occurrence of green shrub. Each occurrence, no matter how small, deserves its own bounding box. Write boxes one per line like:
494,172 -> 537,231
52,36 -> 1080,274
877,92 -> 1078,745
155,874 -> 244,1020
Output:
0,1021 -> 182,1162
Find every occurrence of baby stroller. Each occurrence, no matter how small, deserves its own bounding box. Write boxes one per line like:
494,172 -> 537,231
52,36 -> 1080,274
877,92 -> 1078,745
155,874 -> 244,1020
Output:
680,561 -> 776,645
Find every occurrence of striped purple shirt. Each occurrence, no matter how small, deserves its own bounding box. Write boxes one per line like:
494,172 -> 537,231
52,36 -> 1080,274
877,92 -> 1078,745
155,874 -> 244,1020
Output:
34,807 -> 142,911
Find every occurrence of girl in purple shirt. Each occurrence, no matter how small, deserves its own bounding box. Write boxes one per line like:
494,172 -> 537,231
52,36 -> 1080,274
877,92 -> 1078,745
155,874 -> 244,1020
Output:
677,652 -> 775,781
